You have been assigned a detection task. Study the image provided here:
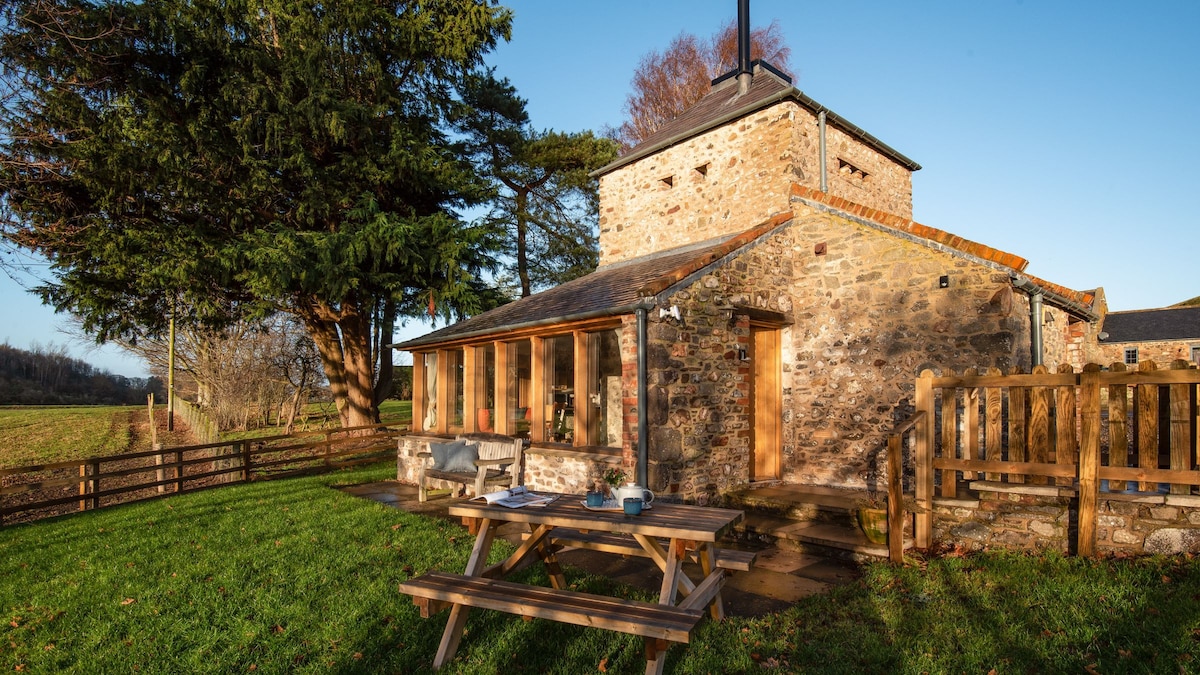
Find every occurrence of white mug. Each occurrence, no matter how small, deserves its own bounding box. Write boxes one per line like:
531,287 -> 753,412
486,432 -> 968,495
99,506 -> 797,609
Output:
615,483 -> 654,506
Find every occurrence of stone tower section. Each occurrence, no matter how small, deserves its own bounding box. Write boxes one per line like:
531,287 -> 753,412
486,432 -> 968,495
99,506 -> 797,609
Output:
594,63 -> 920,266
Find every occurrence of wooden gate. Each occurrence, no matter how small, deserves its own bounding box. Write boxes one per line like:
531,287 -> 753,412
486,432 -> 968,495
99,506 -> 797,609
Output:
887,359 -> 1200,558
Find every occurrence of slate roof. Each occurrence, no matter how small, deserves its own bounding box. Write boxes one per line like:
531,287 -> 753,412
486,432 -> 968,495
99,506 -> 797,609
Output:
594,61 -> 921,178
392,225 -> 782,350
1100,306 -> 1200,343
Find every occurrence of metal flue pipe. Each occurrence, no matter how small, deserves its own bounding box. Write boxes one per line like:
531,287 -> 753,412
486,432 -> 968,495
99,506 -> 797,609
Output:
737,0 -> 752,94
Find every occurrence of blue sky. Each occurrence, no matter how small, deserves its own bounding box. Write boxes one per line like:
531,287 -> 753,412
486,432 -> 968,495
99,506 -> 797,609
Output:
3,0 -> 1197,377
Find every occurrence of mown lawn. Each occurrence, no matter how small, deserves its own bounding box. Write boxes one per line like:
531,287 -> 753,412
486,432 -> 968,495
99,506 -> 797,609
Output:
0,406 -> 133,469
4,461 -> 1200,673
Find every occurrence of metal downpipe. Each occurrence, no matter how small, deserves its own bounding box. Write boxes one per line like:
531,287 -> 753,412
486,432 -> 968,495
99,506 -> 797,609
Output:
819,110 -> 828,192
1030,292 -> 1044,368
636,307 -> 649,487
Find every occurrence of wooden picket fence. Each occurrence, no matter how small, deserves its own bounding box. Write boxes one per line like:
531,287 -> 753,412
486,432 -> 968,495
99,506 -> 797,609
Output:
0,423 -> 406,525
887,359 -> 1200,558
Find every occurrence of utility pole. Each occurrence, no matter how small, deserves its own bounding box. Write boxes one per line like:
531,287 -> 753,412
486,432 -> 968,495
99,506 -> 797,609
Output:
167,313 -> 176,431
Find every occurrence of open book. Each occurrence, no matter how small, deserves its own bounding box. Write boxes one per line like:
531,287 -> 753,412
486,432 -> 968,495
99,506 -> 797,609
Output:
473,485 -> 555,509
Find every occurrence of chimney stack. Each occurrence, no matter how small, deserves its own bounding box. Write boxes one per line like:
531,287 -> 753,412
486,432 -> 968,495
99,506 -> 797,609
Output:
737,0 -> 752,94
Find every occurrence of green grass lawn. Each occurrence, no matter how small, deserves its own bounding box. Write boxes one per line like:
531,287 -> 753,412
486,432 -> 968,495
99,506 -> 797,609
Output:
0,406 -> 133,469
4,462 -> 1200,673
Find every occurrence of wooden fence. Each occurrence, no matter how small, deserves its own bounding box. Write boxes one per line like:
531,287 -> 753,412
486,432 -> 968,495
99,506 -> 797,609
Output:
0,423 -> 406,525
889,359 -> 1200,558
174,398 -> 218,443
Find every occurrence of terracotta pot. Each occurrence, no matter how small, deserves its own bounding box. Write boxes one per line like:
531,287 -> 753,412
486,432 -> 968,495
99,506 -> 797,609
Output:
477,408 -> 493,432
856,507 -> 888,545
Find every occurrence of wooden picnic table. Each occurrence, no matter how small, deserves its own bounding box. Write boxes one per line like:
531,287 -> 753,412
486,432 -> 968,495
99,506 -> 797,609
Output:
399,493 -> 745,674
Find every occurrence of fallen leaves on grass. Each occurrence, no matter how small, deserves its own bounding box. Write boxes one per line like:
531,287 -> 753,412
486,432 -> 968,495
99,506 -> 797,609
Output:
120,598 -> 136,606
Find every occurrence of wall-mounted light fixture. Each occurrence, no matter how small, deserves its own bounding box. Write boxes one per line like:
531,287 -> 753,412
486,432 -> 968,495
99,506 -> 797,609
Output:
738,347 -> 750,361
1098,332 -> 1109,341
658,305 -> 681,322
938,275 -> 950,288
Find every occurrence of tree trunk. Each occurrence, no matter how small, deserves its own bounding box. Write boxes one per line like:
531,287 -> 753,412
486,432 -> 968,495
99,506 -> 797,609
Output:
515,187 -> 531,297
299,296 -> 377,430
372,298 -> 397,417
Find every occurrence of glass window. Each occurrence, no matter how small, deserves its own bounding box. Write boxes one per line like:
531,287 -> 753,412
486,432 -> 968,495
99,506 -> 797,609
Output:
587,329 -> 623,447
1124,348 -> 1138,366
473,344 -> 495,432
506,341 -> 531,439
1192,346 -> 1200,366
544,335 -> 575,442
446,348 -> 464,429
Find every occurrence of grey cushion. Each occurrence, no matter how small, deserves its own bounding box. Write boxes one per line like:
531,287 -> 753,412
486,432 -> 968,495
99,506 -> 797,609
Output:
429,441 -> 462,471
430,440 -> 479,473
444,442 -> 479,473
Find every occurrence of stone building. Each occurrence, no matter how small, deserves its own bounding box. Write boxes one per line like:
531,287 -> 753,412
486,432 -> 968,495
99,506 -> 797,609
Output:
394,58 -> 1103,503
1087,304 -> 1200,368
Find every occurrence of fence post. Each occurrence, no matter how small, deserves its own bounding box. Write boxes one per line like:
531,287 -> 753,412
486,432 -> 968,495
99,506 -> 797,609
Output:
88,460 -> 100,510
1136,360 -> 1160,492
154,443 -> 165,494
79,463 -> 87,512
915,369 -> 935,549
240,441 -> 252,482
1170,359 -> 1192,495
175,450 -> 185,494
1077,364 -> 1102,557
887,429 -> 904,563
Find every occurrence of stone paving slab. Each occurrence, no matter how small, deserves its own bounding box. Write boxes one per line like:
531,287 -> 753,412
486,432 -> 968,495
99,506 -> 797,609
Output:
340,480 -> 861,617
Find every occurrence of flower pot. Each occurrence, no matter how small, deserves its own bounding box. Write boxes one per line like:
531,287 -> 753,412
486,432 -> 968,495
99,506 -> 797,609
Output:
856,507 -> 888,545
477,408 -> 493,432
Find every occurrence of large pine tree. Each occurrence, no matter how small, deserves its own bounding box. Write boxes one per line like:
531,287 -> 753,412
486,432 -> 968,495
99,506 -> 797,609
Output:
0,0 -> 512,427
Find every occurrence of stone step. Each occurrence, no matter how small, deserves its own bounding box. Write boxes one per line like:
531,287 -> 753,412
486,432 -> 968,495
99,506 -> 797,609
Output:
736,513 -> 911,562
726,484 -> 886,524
726,484 -> 909,560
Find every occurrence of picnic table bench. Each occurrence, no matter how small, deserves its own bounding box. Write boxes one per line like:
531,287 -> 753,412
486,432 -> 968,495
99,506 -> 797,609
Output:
398,494 -> 745,674
532,528 -> 758,572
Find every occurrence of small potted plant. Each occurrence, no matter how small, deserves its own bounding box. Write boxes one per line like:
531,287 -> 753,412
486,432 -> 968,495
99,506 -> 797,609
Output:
602,467 -> 626,498
855,493 -> 888,545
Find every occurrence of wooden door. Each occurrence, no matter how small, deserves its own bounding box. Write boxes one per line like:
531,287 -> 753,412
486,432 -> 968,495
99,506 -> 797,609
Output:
750,326 -> 781,480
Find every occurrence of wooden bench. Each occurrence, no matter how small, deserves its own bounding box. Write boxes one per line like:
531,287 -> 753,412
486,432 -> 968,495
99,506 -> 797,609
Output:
416,433 -> 524,502
399,570 -> 704,644
530,528 -> 758,572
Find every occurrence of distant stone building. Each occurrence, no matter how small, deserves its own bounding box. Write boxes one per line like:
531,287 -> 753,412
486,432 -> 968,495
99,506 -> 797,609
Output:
1089,305 -> 1200,368
395,60 -> 1103,503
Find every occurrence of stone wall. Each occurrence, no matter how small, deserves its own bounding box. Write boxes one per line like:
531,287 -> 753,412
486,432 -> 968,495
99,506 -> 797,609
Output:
768,202 -> 1029,489
1092,340 -> 1200,370
637,199 -> 1039,502
933,487 -> 1200,555
597,99 -> 915,266
522,447 -> 621,496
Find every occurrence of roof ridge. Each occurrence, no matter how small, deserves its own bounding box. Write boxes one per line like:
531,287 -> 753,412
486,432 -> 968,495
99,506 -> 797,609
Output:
1108,305 -> 1200,315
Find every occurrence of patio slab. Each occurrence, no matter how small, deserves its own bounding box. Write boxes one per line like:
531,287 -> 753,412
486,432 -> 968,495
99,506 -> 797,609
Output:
340,480 -> 861,617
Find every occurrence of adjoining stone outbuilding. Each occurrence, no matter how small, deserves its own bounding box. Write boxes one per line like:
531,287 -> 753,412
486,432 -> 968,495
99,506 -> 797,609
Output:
394,60 -> 1103,504
1086,304 -> 1200,368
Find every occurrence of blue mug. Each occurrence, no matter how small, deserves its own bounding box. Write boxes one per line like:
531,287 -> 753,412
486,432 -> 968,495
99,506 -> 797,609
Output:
586,491 -> 604,507
623,498 -> 643,515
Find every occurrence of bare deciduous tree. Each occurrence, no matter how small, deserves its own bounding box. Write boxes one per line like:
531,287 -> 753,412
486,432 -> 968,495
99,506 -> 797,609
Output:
616,20 -> 791,150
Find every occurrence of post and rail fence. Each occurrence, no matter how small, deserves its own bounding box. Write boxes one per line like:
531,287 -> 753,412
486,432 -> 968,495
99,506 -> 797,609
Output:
0,423 -> 408,526
885,359 -> 1200,560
